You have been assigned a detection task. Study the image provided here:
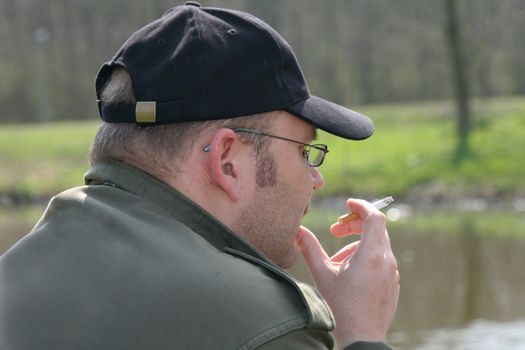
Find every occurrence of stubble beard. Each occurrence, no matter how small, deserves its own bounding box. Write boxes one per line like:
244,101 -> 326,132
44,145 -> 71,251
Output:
235,152 -> 305,269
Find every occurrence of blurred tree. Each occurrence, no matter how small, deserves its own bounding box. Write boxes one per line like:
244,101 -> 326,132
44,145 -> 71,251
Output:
444,0 -> 471,158
509,2 -> 525,95
1,0 -> 525,123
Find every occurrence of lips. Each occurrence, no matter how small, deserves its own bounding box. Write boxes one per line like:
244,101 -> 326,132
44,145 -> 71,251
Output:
303,205 -> 310,216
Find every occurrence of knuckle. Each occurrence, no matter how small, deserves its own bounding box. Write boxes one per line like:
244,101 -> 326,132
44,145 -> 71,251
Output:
385,251 -> 398,272
366,251 -> 384,268
372,211 -> 387,224
365,211 -> 387,226
389,257 -> 398,273
365,251 -> 398,272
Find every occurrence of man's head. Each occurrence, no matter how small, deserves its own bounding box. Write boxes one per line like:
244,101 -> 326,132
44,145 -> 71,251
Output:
92,2 -> 374,268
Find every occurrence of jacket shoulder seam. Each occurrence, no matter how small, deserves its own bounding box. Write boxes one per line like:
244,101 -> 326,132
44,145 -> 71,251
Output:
237,316 -> 307,350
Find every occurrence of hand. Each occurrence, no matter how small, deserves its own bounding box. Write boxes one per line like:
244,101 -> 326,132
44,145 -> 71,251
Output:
296,199 -> 400,349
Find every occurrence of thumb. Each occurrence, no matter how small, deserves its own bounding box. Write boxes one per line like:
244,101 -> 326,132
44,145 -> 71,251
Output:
296,226 -> 330,282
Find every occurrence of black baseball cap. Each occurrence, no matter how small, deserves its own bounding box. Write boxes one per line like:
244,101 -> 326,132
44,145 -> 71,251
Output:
96,1 -> 374,140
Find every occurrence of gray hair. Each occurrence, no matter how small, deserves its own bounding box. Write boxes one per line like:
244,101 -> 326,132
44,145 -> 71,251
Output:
89,67 -> 275,182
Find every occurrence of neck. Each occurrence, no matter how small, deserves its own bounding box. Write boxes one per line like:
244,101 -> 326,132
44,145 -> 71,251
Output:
163,164 -> 239,232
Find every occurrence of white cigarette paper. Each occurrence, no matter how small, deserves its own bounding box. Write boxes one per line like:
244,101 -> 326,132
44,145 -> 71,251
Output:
337,196 -> 394,224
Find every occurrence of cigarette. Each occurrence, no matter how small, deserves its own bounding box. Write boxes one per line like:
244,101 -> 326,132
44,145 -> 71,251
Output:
337,196 -> 394,224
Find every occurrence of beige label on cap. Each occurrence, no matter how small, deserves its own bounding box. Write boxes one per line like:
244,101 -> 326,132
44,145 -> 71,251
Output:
135,101 -> 156,123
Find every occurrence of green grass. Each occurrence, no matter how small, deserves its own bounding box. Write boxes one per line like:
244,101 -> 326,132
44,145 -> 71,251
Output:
393,210 -> 525,238
316,96 -> 525,197
1,96 -> 524,199
0,122 -> 98,195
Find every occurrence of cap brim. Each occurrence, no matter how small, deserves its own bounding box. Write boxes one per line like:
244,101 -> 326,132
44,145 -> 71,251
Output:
285,95 -> 374,140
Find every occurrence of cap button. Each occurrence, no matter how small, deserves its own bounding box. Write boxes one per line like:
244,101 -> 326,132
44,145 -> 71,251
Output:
185,1 -> 201,7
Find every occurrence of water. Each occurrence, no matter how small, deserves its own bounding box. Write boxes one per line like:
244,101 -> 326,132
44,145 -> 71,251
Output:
394,319 -> 525,349
393,232 -> 525,348
2,207 -> 525,349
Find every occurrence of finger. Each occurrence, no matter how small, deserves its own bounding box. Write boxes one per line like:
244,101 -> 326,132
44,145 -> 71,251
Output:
330,198 -> 374,238
345,198 -> 375,221
296,226 -> 331,282
331,240 -> 360,263
330,220 -> 363,237
346,198 -> 390,250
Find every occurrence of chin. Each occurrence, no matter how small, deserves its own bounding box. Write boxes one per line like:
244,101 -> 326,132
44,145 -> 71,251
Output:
274,247 -> 298,269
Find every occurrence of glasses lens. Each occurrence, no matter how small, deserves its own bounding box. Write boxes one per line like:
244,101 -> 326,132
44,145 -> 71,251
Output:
308,146 -> 325,167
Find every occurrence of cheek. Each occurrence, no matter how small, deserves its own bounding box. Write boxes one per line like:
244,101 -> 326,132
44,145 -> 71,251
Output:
280,144 -> 305,167
287,168 -> 314,201
275,145 -> 314,192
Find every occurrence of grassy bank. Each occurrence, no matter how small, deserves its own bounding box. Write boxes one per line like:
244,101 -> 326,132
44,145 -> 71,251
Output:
1,96 -> 524,200
318,96 -> 525,197
0,122 -> 97,197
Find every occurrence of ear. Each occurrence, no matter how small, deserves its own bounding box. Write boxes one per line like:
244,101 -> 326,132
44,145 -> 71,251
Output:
206,128 -> 243,201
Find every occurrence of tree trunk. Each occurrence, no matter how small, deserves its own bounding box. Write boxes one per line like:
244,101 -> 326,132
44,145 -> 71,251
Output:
444,0 -> 471,158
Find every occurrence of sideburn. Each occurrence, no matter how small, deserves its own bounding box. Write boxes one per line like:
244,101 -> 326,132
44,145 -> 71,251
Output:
256,151 -> 277,187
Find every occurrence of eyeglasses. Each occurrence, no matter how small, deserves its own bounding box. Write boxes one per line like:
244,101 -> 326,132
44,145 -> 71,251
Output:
215,127 -> 329,167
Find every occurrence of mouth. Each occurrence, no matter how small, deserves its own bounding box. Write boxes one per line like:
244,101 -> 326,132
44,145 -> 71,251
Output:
303,205 -> 310,216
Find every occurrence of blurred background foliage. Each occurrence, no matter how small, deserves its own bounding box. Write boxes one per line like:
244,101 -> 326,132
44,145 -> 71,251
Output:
2,0 -> 525,201
1,0 -> 525,122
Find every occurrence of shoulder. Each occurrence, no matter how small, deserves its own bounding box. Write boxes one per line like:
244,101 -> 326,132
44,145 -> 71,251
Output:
0,185 -> 333,349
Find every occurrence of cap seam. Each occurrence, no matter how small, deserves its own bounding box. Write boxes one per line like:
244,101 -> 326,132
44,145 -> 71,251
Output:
268,30 -> 286,106
238,13 -> 286,107
191,7 -> 210,118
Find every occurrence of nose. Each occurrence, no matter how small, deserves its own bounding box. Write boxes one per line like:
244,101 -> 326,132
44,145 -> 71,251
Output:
311,167 -> 325,190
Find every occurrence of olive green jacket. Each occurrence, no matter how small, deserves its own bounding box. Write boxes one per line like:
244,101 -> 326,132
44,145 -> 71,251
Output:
0,161 -> 391,350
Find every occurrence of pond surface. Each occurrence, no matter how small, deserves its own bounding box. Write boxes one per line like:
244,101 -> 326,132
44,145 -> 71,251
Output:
2,206 -> 525,349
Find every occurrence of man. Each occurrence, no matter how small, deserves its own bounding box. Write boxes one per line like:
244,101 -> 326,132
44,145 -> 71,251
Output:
0,2 -> 399,349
